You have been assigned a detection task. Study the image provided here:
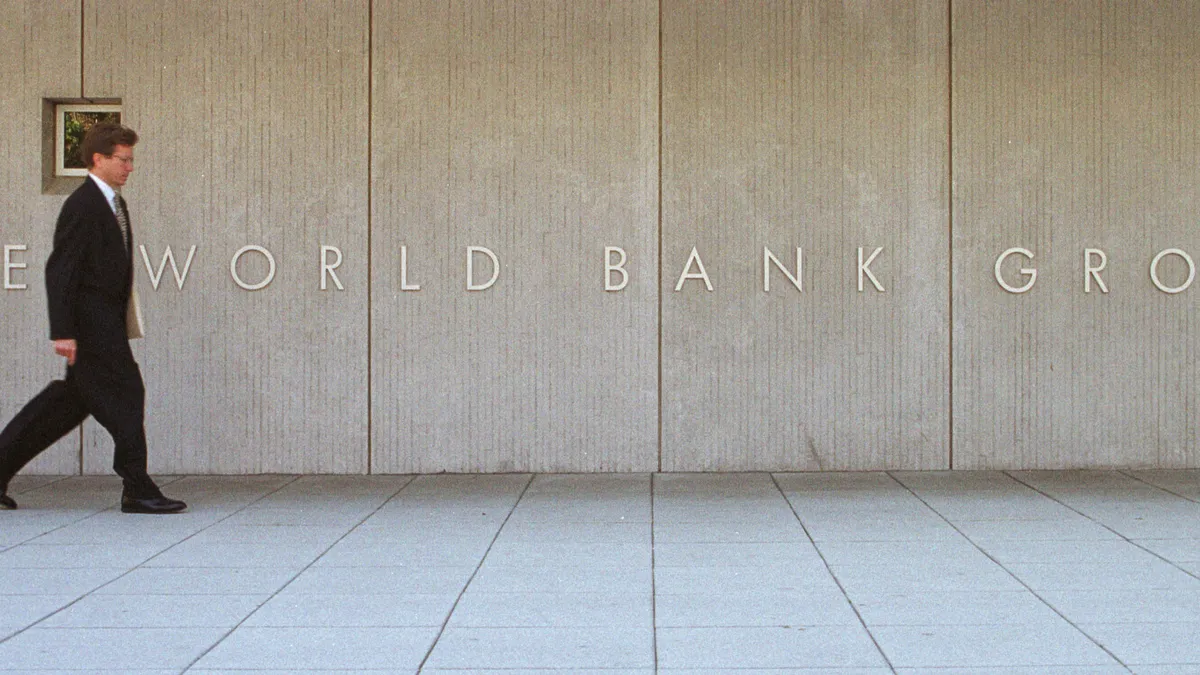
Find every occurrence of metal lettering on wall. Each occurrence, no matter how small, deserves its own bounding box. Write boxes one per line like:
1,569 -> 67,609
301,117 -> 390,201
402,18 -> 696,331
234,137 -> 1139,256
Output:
3,244 -> 1197,295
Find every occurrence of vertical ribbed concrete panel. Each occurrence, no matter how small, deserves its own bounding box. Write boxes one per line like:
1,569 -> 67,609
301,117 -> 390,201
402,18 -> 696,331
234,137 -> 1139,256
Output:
662,1 -> 950,470
953,1 -> 1200,469
81,1 -> 369,473
371,0 -> 659,472
0,1 -> 80,474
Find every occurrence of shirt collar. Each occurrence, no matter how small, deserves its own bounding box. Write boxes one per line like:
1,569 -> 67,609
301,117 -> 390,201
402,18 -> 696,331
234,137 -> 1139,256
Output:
88,173 -> 118,210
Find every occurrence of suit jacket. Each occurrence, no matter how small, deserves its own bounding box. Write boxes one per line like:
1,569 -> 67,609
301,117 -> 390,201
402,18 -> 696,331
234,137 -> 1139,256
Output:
45,177 -> 137,355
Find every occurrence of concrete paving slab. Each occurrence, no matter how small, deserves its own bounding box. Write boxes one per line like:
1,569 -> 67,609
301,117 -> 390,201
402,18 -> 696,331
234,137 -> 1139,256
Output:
798,518 -> 963,543
189,671 -> 408,675
481,542 -> 652,569
951,519 -> 1122,542
0,543 -> 166,569
0,626 -> 227,670
423,670 -> 654,675
0,567 -> 127,596
468,565 -> 652,595
483,520 -> 648,543
813,541 -> 990,569
923,502 -> 1081,521
656,625 -> 888,669
974,538 -> 1167,564
828,561 -> 1025,594
7,476 -> 69,493
655,588 -> 860,627
660,670 -> 892,675
1095,515 -> 1200,540
1040,589 -> 1200,623
144,540 -> 331,569
243,592 -> 456,627
448,591 -> 651,628
654,542 -> 824,567
314,539 -> 494,567
870,623 -> 1119,668
653,506 -> 802,525
897,662 -> 1128,667
281,565 -> 476,595
508,501 -> 652,523
186,524 -> 354,545
1081,621 -> 1200,664
654,565 -> 841,595
773,473 -> 899,492
218,507 -> 376,527
1004,560 -> 1200,591
193,626 -> 438,670
850,590 -> 1064,626
1127,469 -> 1200,500
1133,538 -> 1200,563
93,566 -> 297,595
39,593 -> 267,628
0,670 -> 179,675
653,521 -> 810,543
0,594 -> 77,627
0,524 -> 82,547
424,626 -> 654,669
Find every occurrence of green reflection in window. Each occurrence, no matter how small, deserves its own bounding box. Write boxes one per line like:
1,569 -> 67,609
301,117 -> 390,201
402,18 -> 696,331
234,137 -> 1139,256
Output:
62,111 -> 121,169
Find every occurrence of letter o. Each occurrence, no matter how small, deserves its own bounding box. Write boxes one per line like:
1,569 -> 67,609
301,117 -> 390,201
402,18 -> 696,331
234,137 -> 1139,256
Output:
1150,248 -> 1195,294
230,245 -> 277,291
994,247 -> 1037,294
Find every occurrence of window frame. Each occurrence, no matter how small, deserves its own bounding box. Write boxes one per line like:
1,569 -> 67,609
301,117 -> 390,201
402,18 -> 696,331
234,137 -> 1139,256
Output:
55,103 -> 122,177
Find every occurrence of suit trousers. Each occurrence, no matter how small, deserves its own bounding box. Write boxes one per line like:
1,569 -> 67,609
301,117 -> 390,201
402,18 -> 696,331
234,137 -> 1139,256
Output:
0,351 -> 156,496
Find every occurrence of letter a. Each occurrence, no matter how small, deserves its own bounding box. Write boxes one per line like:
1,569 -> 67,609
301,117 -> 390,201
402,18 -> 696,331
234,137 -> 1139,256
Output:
675,247 -> 713,292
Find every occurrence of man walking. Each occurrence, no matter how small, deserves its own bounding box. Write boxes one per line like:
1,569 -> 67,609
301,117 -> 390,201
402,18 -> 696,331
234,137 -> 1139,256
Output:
0,123 -> 185,514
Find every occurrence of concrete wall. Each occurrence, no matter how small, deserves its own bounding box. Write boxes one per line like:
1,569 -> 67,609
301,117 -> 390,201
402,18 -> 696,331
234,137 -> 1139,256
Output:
1,0 -> 1196,474
661,0 -> 949,471
370,0 -> 659,472
953,0 -> 1200,469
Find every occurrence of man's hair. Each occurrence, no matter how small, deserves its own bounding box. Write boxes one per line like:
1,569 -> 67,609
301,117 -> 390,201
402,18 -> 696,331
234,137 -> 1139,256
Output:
81,122 -> 138,168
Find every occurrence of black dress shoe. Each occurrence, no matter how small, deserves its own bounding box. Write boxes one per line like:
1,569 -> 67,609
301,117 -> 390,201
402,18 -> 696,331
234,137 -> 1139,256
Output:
0,492 -> 15,510
121,494 -> 187,514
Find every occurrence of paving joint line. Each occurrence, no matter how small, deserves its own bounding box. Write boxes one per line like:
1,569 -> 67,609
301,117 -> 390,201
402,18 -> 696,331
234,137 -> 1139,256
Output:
769,472 -> 899,674
1003,471 -> 1200,584
415,472 -> 536,674
1117,469 -> 1199,504
0,474 -> 300,648
10,475 -> 73,495
179,474 -> 418,673
886,471 -> 1134,673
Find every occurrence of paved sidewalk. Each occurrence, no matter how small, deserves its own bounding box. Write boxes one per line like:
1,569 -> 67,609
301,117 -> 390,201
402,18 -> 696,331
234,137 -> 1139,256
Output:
0,471 -> 1197,674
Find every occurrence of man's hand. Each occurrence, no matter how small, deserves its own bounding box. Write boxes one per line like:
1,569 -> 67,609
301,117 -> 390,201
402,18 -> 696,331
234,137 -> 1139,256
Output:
53,339 -> 77,366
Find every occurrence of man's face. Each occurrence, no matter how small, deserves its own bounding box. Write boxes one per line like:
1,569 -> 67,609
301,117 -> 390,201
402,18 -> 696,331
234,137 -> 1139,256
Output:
90,144 -> 135,188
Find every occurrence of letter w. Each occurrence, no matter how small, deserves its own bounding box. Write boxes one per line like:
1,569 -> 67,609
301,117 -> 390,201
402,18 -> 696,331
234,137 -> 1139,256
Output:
140,245 -> 197,290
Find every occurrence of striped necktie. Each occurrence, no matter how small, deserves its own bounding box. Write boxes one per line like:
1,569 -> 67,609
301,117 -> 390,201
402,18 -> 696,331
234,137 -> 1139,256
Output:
114,195 -> 130,247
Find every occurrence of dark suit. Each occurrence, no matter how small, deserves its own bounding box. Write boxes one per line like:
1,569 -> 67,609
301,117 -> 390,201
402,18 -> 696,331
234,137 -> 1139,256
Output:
0,176 -> 158,497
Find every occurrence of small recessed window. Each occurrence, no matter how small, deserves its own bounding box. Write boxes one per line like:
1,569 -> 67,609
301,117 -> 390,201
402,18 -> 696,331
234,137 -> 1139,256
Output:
55,104 -> 121,177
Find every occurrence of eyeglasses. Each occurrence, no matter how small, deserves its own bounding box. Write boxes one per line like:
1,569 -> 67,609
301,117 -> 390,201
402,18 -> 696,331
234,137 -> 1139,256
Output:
107,154 -> 134,166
